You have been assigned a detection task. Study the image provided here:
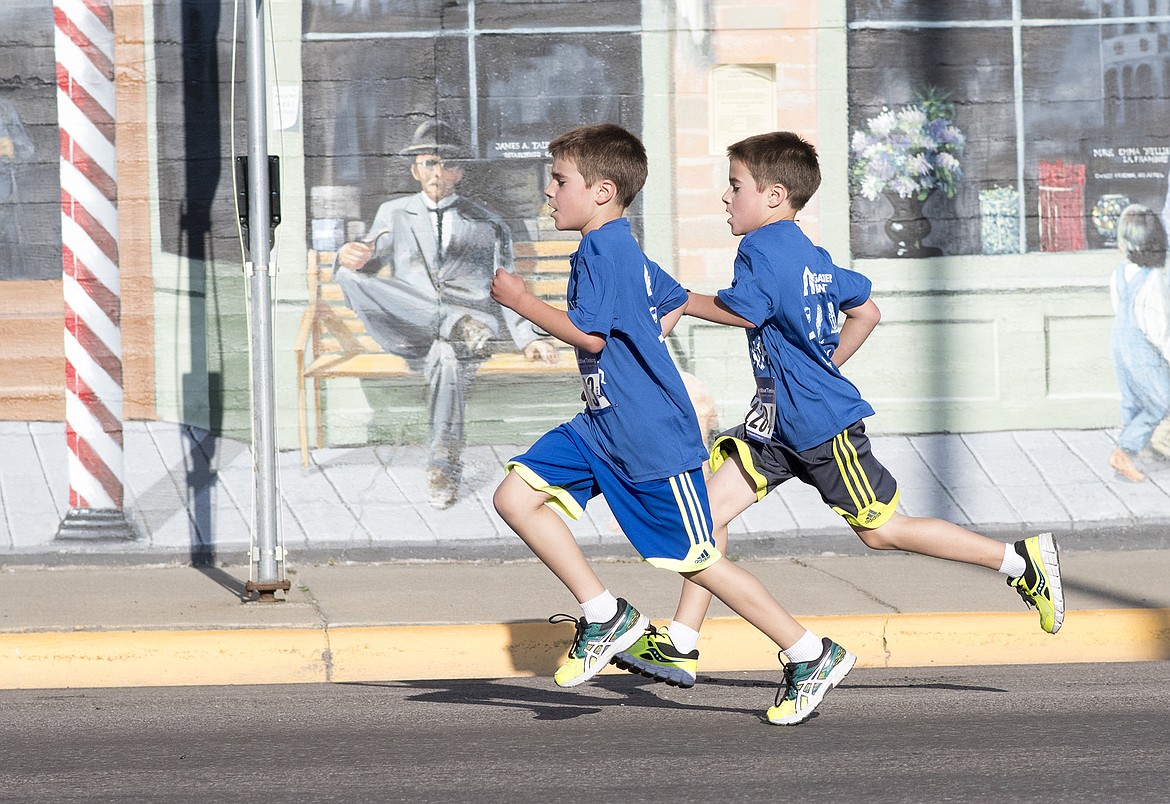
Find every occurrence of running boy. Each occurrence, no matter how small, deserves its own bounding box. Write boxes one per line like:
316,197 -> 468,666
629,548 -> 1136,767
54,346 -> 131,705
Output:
491,123 -> 855,725
613,131 -> 1065,690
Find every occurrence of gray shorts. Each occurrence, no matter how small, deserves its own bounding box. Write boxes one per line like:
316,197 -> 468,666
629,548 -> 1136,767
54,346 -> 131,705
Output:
709,420 -> 900,529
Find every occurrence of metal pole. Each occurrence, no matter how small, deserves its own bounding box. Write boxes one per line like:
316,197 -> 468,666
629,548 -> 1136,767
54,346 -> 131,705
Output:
244,0 -> 287,601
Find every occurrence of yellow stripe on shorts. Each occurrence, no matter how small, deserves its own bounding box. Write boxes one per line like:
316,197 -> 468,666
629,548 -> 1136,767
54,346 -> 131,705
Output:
832,429 -> 876,516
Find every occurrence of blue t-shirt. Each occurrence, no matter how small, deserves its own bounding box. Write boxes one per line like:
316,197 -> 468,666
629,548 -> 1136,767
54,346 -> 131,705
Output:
564,218 -> 707,482
717,220 -> 875,452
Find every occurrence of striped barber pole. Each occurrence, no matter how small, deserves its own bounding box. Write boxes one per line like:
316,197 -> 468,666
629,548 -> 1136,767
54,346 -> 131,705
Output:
55,0 -> 124,513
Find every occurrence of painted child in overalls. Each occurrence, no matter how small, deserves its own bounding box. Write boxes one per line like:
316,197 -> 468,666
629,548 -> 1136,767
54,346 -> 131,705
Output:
1109,204 -> 1170,482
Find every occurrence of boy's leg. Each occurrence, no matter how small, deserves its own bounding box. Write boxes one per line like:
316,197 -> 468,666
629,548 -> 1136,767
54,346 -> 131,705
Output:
685,558 -> 854,725
684,559 -> 806,649
674,455 -> 758,628
799,422 -> 1065,635
493,469 -> 646,687
612,454 -> 757,687
494,471 -> 605,603
855,511 -> 1004,569
854,515 -> 1064,634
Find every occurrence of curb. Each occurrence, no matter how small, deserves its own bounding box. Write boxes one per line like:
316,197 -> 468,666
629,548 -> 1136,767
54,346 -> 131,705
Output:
2,608 -> 1166,690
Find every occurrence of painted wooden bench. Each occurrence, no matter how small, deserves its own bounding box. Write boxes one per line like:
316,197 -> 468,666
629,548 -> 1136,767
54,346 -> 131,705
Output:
294,240 -> 578,465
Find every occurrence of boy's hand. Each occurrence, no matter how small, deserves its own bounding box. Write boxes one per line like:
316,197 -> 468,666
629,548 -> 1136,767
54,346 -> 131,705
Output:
490,268 -> 528,310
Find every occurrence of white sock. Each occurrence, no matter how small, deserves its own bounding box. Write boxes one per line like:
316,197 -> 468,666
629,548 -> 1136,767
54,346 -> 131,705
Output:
782,630 -> 824,664
999,542 -> 1026,577
581,591 -> 619,623
668,621 -> 701,654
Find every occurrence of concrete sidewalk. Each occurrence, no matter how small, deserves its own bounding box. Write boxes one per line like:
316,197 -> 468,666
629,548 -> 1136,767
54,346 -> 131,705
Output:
2,420 -> 1170,690
1,547 -> 1167,690
6,420 -> 1170,559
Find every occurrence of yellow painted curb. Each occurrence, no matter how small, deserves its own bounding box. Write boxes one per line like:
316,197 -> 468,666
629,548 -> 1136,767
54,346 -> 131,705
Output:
0,629 -> 329,689
329,621 -> 566,682
697,608 -> 1170,670
1,608 -> 1166,690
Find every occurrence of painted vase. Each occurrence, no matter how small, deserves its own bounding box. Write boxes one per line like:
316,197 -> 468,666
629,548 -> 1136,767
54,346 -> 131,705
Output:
882,190 -> 943,258
1091,194 -> 1130,246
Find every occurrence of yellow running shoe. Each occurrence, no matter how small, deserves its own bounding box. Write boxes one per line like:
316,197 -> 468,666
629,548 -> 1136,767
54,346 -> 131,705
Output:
549,598 -> 647,688
766,638 -> 855,726
612,625 -> 699,688
1008,532 -> 1064,634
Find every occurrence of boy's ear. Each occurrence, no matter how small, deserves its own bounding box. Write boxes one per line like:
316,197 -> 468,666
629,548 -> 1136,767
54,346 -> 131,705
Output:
767,183 -> 789,209
593,179 -> 618,205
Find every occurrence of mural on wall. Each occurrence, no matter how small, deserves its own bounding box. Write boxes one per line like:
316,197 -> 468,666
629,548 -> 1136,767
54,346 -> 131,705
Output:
153,0 -> 239,262
847,0 -> 1170,259
300,0 -> 644,507
1107,203 -> 1170,483
8,0 -> 1170,555
0,1 -> 59,281
849,89 -> 966,258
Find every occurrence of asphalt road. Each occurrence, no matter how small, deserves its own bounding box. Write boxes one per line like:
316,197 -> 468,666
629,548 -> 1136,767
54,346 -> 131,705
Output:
1,662 -> 1166,803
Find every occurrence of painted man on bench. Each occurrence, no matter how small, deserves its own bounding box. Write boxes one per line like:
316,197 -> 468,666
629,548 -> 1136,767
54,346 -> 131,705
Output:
335,121 -> 558,508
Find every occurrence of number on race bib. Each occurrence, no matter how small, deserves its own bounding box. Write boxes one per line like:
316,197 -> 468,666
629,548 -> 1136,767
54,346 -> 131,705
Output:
744,378 -> 776,442
577,354 -> 611,411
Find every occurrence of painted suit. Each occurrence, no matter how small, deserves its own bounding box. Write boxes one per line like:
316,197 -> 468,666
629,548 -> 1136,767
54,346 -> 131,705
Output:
337,191 -> 542,482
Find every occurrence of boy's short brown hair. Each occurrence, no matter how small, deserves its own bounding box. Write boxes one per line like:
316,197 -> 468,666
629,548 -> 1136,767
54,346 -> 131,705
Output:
727,132 -> 821,211
547,123 -> 647,208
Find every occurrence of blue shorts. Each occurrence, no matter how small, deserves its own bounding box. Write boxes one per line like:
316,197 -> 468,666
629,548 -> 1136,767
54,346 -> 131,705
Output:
506,424 -> 721,572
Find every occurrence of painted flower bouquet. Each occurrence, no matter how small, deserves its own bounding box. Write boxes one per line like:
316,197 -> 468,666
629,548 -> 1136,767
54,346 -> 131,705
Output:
850,91 -> 966,202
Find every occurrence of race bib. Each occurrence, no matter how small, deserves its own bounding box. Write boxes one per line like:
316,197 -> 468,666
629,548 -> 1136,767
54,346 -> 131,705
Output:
744,376 -> 776,442
577,354 -> 611,411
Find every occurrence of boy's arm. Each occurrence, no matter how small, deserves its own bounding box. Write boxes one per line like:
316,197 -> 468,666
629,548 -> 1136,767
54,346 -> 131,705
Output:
491,269 -> 605,353
660,299 -> 687,336
683,291 -> 755,329
833,298 -> 880,368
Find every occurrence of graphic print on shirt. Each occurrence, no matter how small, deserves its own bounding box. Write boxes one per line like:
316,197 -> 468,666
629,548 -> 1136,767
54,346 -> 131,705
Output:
744,329 -> 777,442
803,265 -> 839,361
644,261 -> 667,343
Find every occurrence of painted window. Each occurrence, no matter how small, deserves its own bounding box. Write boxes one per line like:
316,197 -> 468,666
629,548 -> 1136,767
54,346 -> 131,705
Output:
847,1 -> 1170,258
302,0 -> 643,240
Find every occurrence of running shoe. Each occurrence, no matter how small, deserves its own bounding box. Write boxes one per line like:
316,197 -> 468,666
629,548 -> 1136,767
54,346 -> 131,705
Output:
1008,532 -> 1065,634
766,637 -> 855,726
549,598 -> 648,688
612,625 -> 699,688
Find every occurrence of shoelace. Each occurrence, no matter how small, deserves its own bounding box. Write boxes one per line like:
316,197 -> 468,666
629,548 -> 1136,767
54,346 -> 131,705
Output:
774,661 -> 797,707
549,613 -> 587,656
1009,578 -> 1038,610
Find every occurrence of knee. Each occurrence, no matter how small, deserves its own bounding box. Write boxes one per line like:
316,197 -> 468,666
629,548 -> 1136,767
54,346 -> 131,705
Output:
855,523 -> 900,551
492,482 -> 516,522
492,475 -> 529,524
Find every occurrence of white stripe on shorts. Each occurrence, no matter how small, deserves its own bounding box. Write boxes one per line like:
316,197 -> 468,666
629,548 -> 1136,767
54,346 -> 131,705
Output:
668,472 -> 712,549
